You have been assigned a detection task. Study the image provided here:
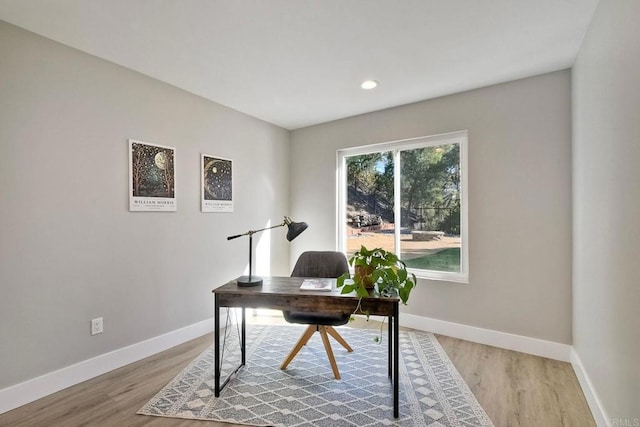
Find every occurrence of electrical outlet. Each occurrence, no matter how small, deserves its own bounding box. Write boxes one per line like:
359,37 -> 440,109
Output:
91,317 -> 103,335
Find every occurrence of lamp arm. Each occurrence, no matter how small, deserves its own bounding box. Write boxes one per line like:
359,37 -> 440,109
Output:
226,221 -> 286,240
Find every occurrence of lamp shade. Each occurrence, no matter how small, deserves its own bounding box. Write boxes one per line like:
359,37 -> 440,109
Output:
286,221 -> 308,241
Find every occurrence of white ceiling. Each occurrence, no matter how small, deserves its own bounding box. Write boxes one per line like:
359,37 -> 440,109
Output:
0,0 -> 599,130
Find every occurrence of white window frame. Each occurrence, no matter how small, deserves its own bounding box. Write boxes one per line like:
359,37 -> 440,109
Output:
337,130 -> 469,283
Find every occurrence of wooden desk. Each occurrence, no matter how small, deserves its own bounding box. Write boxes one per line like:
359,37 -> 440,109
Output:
212,276 -> 401,418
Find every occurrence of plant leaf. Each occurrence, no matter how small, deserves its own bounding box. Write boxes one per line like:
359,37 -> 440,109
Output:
356,286 -> 369,298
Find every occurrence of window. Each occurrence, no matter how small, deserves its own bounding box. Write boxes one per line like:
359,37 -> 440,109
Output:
337,131 -> 468,283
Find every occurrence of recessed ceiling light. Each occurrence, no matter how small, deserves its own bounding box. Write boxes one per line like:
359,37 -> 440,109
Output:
361,80 -> 378,90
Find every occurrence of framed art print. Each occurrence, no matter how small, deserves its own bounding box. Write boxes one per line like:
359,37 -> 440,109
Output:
201,154 -> 233,212
128,139 -> 176,211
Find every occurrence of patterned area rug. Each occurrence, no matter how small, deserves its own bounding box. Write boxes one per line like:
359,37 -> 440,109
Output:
138,324 -> 494,426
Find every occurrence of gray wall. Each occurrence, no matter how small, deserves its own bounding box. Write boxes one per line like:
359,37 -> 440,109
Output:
291,71 -> 573,344
0,21 -> 291,389
572,0 -> 640,421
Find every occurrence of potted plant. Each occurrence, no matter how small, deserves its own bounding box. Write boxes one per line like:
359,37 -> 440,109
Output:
337,245 -> 416,305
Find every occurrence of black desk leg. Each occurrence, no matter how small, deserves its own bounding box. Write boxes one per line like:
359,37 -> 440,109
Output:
214,294 -> 220,397
241,307 -> 246,366
214,305 -> 246,397
388,315 -> 393,378
393,304 -> 399,418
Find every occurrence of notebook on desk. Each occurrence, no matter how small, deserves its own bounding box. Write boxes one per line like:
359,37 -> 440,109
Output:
299,278 -> 333,291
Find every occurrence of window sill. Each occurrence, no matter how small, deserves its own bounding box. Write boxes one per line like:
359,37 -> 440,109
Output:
410,268 -> 469,284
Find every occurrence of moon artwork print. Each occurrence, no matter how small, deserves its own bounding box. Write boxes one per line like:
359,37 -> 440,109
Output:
128,139 -> 177,211
201,154 -> 233,212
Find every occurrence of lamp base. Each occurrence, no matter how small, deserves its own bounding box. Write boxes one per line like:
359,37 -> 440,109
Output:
236,276 -> 263,287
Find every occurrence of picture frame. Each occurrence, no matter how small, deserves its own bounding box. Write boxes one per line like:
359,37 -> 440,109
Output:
201,154 -> 233,212
128,139 -> 177,211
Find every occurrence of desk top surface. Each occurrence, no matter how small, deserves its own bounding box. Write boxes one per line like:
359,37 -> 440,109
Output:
213,276 -> 399,314
214,276 -> 397,298
213,276 -> 342,295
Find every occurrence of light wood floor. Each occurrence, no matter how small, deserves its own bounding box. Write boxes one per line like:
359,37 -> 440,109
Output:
0,315 -> 595,427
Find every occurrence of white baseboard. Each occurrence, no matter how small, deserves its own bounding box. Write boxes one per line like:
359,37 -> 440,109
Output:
571,349 -> 610,427
0,318 -> 214,415
400,313 -> 573,362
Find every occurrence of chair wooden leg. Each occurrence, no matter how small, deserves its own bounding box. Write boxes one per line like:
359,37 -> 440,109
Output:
280,325 -> 316,370
319,326 -> 341,380
326,326 -> 353,352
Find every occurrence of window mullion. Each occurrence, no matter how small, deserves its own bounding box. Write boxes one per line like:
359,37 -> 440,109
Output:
393,150 -> 401,256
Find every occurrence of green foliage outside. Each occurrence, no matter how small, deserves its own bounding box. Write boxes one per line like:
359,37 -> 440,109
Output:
346,144 -> 461,234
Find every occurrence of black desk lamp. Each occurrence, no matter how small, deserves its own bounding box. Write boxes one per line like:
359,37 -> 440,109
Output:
227,216 -> 308,287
